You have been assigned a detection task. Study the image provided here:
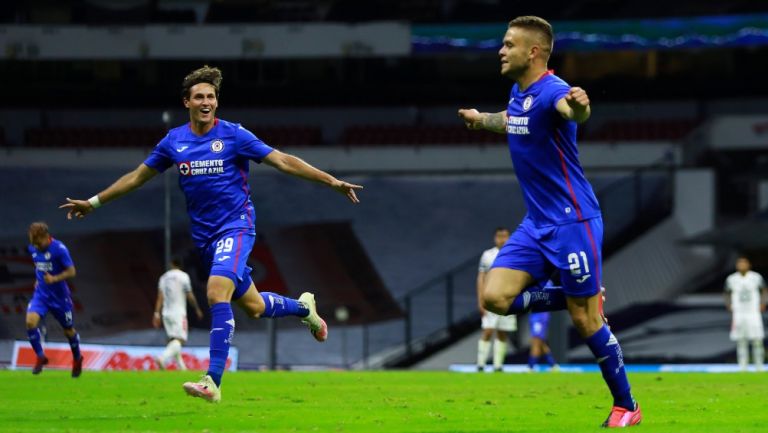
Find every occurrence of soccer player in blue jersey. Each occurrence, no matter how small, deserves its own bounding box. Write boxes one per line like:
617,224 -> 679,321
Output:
60,66 -> 363,402
458,16 -> 641,427
527,312 -> 558,371
26,222 -> 83,377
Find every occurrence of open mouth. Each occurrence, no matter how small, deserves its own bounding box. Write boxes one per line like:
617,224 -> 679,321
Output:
200,108 -> 212,115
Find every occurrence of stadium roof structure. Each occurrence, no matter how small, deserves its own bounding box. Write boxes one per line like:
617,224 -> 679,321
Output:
682,213 -> 768,249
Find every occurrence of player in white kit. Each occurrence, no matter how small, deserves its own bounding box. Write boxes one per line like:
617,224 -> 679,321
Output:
476,227 -> 516,372
153,258 -> 204,370
724,255 -> 766,371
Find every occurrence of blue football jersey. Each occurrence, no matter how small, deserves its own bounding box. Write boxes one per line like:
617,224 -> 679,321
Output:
28,238 -> 74,305
506,71 -> 600,227
143,119 -> 274,248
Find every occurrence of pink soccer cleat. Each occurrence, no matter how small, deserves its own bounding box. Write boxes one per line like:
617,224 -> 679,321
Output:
602,403 -> 642,428
183,375 -> 221,403
299,292 -> 328,342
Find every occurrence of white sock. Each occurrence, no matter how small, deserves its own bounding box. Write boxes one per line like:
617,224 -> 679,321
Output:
174,345 -> 187,371
162,339 -> 181,365
737,339 -> 749,370
752,339 -> 764,371
493,340 -> 507,370
477,340 -> 491,368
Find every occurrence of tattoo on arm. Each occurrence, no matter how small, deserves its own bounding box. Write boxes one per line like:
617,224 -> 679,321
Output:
482,111 -> 507,134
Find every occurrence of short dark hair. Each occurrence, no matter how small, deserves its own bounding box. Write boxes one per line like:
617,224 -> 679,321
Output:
181,65 -> 222,100
170,256 -> 184,269
508,15 -> 554,58
495,227 -> 510,234
28,221 -> 49,237
736,254 -> 750,262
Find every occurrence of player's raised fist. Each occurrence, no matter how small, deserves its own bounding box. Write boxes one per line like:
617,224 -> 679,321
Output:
458,108 -> 484,129
565,87 -> 590,109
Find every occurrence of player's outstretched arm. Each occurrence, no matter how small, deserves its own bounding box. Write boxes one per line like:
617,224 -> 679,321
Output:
457,109 -> 507,134
59,163 -> 159,219
263,150 -> 363,203
556,87 -> 591,124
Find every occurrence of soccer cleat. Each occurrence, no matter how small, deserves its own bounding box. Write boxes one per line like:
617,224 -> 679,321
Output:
601,403 -> 642,428
155,356 -> 166,370
550,364 -> 561,372
32,356 -> 48,375
298,292 -> 328,342
72,356 -> 83,378
183,375 -> 221,403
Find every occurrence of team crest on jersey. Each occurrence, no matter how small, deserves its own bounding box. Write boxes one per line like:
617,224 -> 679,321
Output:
178,162 -> 191,176
44,252 -> 51,260
211,139 -> 225,153
523,95 -> 534,111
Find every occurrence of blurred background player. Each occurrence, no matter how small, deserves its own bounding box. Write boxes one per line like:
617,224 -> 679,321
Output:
458,16 -> 640,427
152,257 -> 204,370
724,255 -> 766,371
476,227 -> 515,372
527,311 -> 559,371
60,65 -> 363,402
25,222 -> 83,377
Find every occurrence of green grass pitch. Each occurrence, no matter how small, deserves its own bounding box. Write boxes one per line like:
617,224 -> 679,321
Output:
1,370 -> 765,432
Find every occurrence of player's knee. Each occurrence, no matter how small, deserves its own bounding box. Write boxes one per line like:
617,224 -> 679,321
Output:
206,285 -> 229,305
63,327 -> 76,338
482,293 -> 508,315
25,315 -> 39,329
570,311 -> 602,337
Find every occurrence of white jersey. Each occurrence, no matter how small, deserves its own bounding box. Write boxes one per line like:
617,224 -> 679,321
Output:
478,247 -> 499,273
725,271 -> 765,318
158,269 -> 192,316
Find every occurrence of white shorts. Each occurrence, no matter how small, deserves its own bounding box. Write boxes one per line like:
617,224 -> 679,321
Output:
481,311 -> 517,331
163,314 -> 188,342
730,315 -> 764,341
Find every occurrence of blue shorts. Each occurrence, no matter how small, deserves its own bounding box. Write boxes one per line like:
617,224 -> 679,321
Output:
529,312 -> 550,339
203,228 -> 255,300
492,216 -> 603,298
27,295 -> 75,329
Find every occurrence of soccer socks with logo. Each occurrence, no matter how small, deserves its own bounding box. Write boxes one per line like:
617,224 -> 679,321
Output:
67,332 -> 82,360
207,303 -> 234,387
259,292 -> 309,318
506,285 -> 567,315
492,340 -> 507,370
477,339 -> 491,368
585,325 -> 635,410
27,328 -> 44,357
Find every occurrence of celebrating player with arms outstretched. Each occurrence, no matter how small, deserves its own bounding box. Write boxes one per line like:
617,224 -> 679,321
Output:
458,16 -> 641,427
60,65 -> 363,402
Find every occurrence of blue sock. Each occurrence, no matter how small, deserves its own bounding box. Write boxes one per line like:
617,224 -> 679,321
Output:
67,332 -> 81,360
506,285 -> 567,314
27,328 -> 44,357
585,325 -> 635,410
543,352 -> 556,366
260,292 -> 309,318
207,303 -> 234,387
528,355 -> 536,369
